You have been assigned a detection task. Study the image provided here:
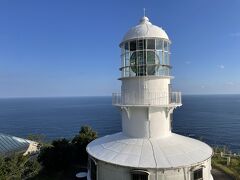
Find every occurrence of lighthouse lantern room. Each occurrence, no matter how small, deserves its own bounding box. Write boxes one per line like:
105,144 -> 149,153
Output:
87,16 -> 213,180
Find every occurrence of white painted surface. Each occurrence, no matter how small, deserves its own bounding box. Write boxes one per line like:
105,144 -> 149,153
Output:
87,132 -> 213,168
121,77 -> 170,105
115,77 -> 181,107
117,77 -> 180,138
121,16 -> 169,44
91,157 -> 212,180
87,15 -> 213,180
121,106 -> 172,138
122,107 -> 150,138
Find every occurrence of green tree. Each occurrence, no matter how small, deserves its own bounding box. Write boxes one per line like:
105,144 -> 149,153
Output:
38,139 -> 74,172
37,126 -> 97,176
72,126 -> 97,166
0,154 -> 41,180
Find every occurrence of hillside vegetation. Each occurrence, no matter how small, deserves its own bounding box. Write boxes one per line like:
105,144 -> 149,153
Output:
0,126 -> 97,180
212,147 -> 240,180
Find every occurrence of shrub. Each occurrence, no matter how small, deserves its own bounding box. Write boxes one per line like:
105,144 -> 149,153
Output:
0,154 -> 41,180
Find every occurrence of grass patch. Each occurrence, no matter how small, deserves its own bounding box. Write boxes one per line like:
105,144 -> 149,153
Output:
212,153 -> 240,180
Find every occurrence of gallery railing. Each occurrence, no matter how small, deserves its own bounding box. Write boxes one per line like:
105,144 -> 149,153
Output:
112,91 -> 181,107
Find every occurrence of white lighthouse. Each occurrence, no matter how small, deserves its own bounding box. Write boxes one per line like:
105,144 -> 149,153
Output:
87,16 -> 213,180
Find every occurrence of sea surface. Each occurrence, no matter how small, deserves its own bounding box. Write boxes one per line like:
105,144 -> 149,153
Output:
0,95 -> 240,152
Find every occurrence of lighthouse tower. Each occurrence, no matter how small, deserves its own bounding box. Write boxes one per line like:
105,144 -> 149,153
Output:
87,16 -> 213,180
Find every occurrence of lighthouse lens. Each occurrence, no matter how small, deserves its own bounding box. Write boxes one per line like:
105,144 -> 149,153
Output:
130,52 -> 137,72
130,50 -> 160,76
147,51 -> 159,75
130,51 -> 146,76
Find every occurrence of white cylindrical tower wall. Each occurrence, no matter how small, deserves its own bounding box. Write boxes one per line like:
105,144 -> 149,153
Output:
122,107 -> 172,138
121,77 -> 171,105
120,76 -> 172,138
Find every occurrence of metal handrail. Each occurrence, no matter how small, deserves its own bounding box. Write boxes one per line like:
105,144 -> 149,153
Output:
112,92 -> 181,106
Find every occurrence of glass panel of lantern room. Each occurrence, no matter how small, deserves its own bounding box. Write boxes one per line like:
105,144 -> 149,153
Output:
137,39 -> 145,50
147,39 -> 155,49
156,39 -> 163,50
137,51 -> 145,65
121,45 -> 124,55
125,51 -> 130,66
165,66 -> 170,76
158,66 -> 166,76
125,42 -> 129,51
130,40 -> 137,51
156,66 -> 161,76
156,50 -> 163,64
164,41 -> 168,52
147,51 -> 155,65
147,51 -> 156,75
164,52 -> 169,65
147,65 -> 156,76
130,67 -> 136,77
137,51 -> 146,76
125,67 -> 130,77
168,52 -> 170,65
124,42 -> 130,67
130,51 -> 137,75
121,54 -> 125,67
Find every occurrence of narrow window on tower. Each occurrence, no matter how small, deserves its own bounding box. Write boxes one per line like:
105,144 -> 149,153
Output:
131,170 -> 149,180
193,168 -> 203,180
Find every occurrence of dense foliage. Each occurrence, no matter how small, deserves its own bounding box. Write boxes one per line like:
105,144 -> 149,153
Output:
72,126 -> 97,165
0,154 -> 41,180
38,139 -> 74,172
0,126 -> 97,180
37,126 -> 97,174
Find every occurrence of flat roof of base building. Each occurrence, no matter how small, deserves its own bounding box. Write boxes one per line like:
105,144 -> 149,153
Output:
87,132 -> 213,169
0,133 -> 30,156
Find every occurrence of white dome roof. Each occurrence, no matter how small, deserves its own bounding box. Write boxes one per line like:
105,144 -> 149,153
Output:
121,16 -> 169,44
87,132 -> 213,168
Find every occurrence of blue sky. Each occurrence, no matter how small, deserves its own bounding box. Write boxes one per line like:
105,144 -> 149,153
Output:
0,0 -> 240,97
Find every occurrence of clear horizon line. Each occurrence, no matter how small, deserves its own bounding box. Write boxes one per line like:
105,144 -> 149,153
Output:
1,93 -> 240,99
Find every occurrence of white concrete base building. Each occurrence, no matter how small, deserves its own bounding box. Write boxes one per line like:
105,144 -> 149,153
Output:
87,16 -> 213,180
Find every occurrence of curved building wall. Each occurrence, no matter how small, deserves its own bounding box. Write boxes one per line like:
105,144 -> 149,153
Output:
94,158 -> 212,180
121,77 -> 172,138
121,78 -> 171,100
122,107 -> 171,138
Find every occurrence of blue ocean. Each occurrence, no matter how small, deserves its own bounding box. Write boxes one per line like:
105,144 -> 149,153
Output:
0,95 -> 240,152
